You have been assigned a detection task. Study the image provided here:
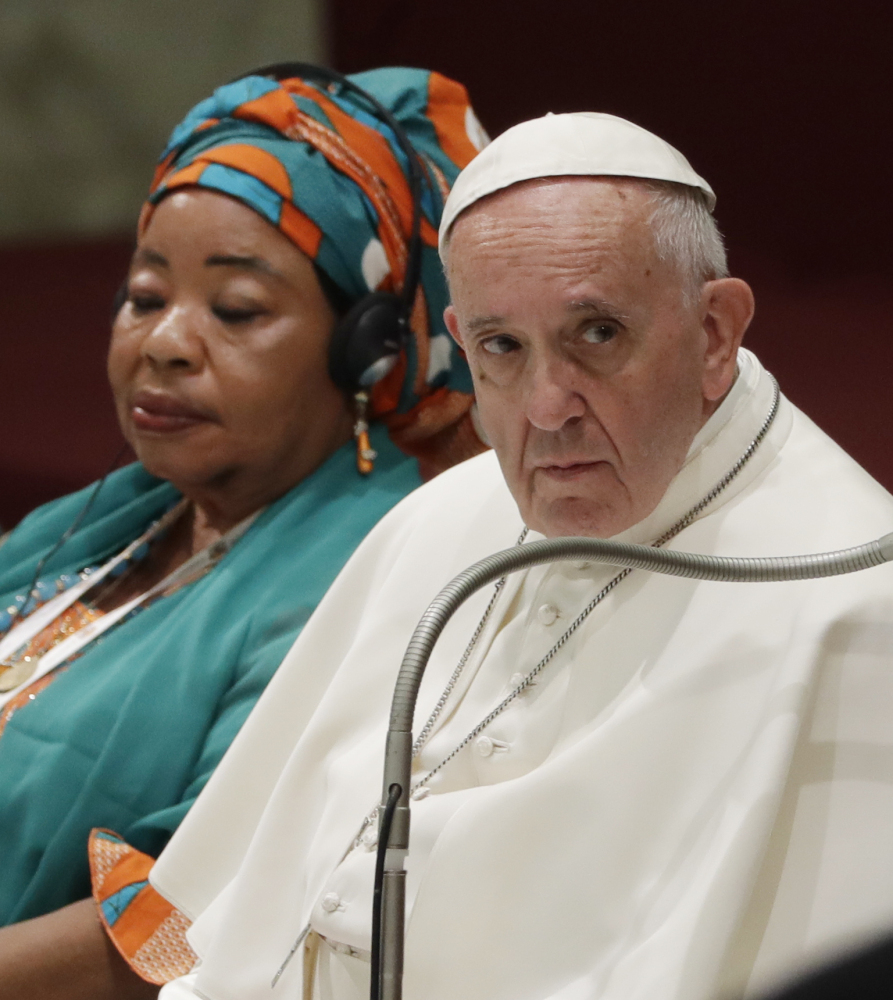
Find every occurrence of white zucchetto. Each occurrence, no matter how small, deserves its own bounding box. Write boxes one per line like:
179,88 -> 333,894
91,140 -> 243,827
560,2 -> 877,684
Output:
438,111 -> 715,256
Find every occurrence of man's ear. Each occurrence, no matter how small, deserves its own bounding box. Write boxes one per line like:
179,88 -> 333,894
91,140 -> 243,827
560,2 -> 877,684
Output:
444,305 -> 465,350
701,278 -> 755,402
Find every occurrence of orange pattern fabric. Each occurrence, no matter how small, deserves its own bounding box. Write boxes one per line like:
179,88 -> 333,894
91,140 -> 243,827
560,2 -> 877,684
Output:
193,142 -> 295,199
89,829 -> 197,985
141,66 -> 489,475
426,72 -> 488,169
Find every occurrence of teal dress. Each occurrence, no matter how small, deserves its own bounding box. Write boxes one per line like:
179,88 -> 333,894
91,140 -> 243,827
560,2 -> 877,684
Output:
0,424 -> 421,924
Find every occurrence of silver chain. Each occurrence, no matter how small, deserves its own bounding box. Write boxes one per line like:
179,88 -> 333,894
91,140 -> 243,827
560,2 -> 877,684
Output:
409,376 -> 781,795
278,377 -> 782,980
411,528 -> 527,753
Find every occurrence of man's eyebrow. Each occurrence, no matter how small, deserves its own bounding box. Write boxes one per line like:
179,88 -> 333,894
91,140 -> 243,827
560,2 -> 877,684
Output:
567,298 -> 630,321
204,254 -> 285,279
464,300 -> 630,334
465,314 -> 508,333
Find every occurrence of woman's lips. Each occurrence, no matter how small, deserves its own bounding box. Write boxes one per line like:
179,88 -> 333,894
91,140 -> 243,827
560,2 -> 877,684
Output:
130,390 -> 215,433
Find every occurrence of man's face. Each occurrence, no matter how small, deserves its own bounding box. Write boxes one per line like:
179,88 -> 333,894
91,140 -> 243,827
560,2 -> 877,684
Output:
445,177 -> 737,538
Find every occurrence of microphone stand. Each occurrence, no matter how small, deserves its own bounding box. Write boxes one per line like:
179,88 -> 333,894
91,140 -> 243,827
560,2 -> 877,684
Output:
371,531 -> 893,1000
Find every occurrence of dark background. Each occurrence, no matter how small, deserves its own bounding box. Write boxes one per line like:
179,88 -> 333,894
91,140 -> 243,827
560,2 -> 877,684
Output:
3,0 -> 892,529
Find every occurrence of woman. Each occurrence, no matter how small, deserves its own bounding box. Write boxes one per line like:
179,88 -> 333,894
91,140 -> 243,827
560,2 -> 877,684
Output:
0,65 -> 487,996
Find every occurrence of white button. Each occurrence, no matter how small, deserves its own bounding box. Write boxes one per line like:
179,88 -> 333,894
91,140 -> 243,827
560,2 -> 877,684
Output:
537,603 -> 559,625
411,786 -> 430,801
360,825 -> 378,850
574,560 -> 591,570
321,892 -> 342,913
475,736 -> 494,757
509,672 -> 527,689
331,941 -> 366,958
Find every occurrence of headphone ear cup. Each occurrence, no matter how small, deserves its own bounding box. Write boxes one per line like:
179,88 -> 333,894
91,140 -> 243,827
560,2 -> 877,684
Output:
328,291 -> 407,391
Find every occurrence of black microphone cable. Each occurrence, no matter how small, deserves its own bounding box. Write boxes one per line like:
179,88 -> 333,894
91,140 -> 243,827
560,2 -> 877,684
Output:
371,782 -> 403,1000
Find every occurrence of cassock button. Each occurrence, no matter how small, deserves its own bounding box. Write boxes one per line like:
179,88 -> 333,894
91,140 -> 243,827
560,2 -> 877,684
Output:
321,892 -> 342,913
509,672 -> 527,689
537,603 -> 559,625
475,736 -> 495,757
573,560 -> 591,570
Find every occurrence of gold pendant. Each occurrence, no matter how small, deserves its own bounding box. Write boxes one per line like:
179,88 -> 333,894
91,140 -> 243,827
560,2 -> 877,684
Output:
0,656 -> 37,693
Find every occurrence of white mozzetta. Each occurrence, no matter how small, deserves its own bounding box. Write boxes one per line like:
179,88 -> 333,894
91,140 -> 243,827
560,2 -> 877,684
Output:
155,349 -> 893,1000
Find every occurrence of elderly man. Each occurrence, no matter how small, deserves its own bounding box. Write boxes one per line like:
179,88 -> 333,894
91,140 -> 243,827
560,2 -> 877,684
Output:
154,114 -> 893,1000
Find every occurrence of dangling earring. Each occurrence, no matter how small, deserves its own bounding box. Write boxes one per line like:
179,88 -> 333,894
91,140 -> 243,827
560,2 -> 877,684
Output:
353,391 -> 377,475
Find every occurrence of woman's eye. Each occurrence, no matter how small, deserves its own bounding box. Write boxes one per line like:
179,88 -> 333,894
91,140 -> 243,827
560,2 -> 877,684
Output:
581,323 -> 618,345
213,305 -> 266,324
129,292 -> 165,314
481,335 -> 519,356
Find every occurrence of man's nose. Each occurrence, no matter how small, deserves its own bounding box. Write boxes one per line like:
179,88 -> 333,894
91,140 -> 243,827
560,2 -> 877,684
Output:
524,351 -> 586,431
141,305 -> 204,369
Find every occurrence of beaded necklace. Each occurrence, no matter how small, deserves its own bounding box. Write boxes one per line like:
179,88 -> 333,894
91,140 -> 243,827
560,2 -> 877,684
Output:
0,500 -> 259,709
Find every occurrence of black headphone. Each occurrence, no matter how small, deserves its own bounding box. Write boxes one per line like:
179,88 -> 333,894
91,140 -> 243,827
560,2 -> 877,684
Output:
232,62 -> 427,394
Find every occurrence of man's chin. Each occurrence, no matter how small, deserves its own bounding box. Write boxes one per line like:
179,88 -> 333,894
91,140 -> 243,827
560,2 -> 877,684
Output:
525,495 -> 628,539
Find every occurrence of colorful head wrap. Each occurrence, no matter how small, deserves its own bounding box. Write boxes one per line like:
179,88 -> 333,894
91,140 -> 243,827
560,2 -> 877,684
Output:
141,66 -> 490,478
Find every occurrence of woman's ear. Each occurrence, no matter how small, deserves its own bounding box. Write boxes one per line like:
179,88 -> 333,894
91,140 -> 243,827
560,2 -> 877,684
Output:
700,277 -> 755,401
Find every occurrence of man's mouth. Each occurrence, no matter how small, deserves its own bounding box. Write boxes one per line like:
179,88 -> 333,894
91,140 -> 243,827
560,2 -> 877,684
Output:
536,460 -> 603,481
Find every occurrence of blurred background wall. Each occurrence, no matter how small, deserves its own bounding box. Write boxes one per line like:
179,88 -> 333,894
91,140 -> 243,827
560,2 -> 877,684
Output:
2,0 -> 891,529
0,0 -> 326,240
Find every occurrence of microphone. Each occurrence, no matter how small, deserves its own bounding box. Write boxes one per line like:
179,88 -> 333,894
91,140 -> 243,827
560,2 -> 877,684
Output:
371,530 -> 893,1000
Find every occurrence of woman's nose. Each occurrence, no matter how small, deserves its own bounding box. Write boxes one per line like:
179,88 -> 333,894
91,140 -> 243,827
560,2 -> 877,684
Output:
141,305 -> 204,369
524,352 -> 586,431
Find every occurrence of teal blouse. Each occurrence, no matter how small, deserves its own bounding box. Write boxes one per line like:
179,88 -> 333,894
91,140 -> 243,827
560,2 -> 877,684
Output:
0,424 -> 421,924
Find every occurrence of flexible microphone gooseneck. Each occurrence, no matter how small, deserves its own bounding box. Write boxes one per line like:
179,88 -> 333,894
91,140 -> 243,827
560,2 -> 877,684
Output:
371,530 -> 893,1000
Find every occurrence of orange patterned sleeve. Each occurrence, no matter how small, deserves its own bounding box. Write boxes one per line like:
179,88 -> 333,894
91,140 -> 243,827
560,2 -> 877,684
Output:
89,829 -> 198,985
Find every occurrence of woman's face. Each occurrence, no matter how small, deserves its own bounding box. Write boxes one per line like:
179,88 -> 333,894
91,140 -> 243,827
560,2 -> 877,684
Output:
109,189 -> 353,512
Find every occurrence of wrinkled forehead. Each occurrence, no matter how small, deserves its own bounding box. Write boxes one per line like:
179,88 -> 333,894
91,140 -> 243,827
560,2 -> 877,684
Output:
444,176 -> 659,273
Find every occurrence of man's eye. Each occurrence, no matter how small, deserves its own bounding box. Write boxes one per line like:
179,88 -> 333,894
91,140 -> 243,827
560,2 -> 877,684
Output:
481,335 -> 519,355
581,323 -> 617,345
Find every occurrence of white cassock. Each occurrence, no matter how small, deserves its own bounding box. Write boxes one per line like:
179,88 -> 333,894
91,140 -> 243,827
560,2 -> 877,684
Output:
155,349 -> 893,1000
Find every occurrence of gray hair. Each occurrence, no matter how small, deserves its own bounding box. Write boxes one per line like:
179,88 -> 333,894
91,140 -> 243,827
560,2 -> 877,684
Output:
643,180 -> 729,303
